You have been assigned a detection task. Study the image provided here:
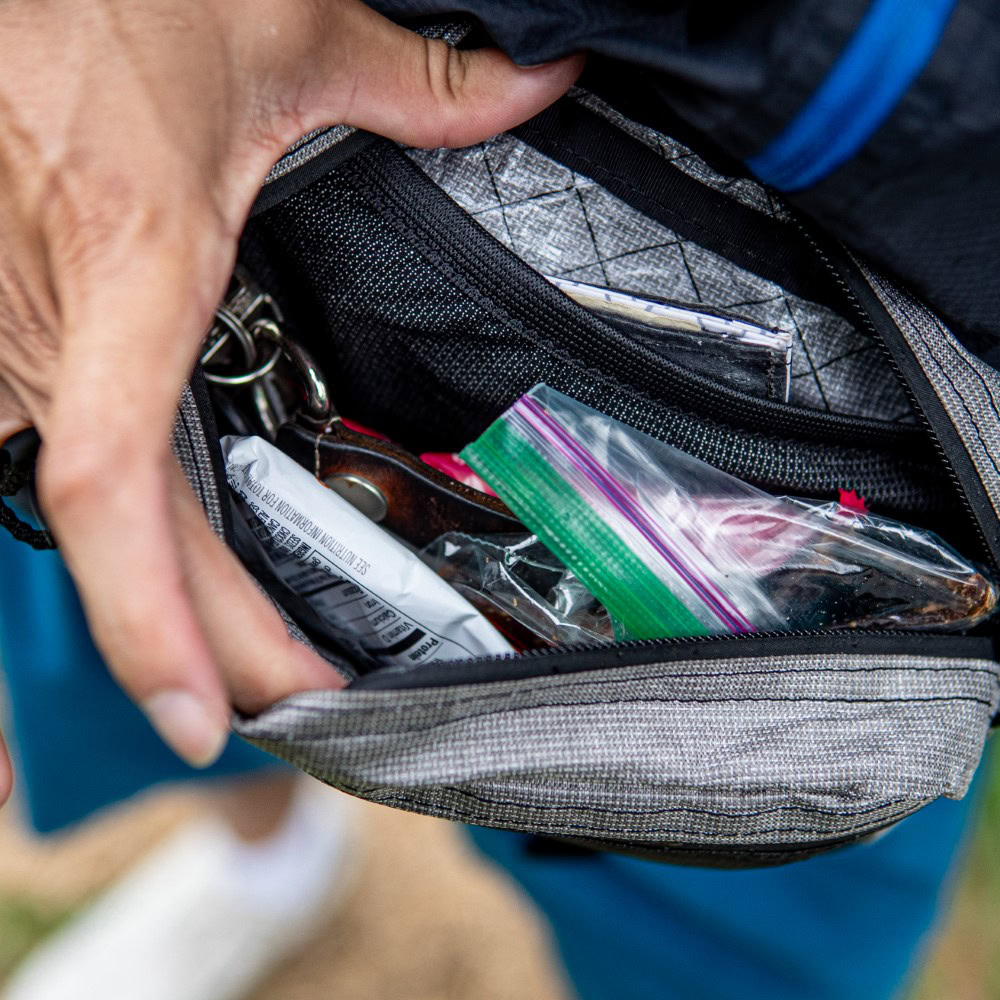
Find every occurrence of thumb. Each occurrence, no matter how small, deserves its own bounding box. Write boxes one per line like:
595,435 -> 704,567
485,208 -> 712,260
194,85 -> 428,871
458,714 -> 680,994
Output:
296,1 -> 585,149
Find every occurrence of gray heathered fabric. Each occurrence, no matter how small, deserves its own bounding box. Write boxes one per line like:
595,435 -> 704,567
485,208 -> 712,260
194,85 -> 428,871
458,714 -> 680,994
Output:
863,265 -> 1000,521
264,126 -> 358,185
172,102 -> 1000,857
233,651 -> 1000,848
173,382 -> 329,663
173,383 -> 225,539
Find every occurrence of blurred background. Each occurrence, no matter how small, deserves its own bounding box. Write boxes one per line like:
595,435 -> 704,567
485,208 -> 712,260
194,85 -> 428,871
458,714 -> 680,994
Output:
0,752 -> 997,1000
0,788 -> 570,1000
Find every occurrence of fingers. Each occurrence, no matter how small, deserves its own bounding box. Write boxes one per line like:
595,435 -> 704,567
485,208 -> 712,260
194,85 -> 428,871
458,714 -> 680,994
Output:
36,239 -> 235,768
297,1 -> 585,148
0,379 -> 29,442
170,461 -> 344,716
3,0 -> 576,780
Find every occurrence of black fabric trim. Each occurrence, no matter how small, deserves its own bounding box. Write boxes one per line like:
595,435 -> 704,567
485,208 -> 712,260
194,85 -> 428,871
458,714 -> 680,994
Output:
578,60 -> 755,184
434,790 -> 918,824
523,835 -> 600,859
535,824 -> 910,869
250,130 -> 381,218
0,429 -> 54,550
352,632 -> 997,690
511,98 -> 851,316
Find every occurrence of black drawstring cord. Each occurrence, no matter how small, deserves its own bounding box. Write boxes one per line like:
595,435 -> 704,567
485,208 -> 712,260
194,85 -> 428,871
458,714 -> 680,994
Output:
0,450 -> 55,550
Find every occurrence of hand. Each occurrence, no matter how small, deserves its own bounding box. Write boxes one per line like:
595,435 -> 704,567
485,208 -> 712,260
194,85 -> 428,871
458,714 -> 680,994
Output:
0,0 -> 583,798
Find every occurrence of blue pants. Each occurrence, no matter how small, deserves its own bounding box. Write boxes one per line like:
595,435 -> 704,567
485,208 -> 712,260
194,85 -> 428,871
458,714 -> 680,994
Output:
0,534 -> 278,833
0,531 -> 983,997
468,782 -> 981,1000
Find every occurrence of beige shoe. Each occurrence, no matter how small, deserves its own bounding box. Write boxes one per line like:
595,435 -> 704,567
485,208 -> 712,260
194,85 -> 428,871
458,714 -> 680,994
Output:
3,781 -> 360,1000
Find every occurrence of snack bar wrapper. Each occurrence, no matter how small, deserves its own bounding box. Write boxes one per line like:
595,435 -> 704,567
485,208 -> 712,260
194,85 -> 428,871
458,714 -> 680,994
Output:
223,435 -> 514,668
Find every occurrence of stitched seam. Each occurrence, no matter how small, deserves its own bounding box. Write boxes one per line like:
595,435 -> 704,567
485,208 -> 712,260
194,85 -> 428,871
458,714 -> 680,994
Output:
177,409 -> 208,510
927,333 -> 1000,481
347,788 -> 919,821
935,316 -> 1000,481
935,312 -> 1000,419
280,692 -> 995,740
355,662 -> 1000,700
896,292 -> 1000,485
419,790 -> 918,821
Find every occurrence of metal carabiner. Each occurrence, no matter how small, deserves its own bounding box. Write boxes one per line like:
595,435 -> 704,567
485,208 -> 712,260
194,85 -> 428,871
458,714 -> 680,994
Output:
200,269 -> 333,432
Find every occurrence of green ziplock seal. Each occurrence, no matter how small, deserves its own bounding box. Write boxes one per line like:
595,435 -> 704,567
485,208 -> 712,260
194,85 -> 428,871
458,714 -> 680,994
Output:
461,416 -> 711,640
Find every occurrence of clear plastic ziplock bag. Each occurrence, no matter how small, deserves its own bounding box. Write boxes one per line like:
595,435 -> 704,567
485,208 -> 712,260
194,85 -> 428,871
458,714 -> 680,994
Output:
421,533 -> 613,650
460,384 -> 998,639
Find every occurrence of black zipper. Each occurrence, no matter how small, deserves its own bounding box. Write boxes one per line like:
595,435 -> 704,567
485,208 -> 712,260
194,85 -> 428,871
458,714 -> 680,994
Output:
353,629 -> 998,690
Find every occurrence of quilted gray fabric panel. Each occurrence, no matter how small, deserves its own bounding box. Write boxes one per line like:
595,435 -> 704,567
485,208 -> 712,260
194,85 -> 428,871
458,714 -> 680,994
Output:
864,266 -> 1000,522
234,651 -> 1000,848
407,134 -> 914,424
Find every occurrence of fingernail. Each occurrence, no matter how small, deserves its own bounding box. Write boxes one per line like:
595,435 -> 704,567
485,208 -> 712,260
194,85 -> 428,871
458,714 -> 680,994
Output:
141,690 -> 228,768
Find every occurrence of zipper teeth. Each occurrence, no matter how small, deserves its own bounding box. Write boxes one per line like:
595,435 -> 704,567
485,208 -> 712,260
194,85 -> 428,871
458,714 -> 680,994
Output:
789,216 -> 999,578
510,627 -> 911,662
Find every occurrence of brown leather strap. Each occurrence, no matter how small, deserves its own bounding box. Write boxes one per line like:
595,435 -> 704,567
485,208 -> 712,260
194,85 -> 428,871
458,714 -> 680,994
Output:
276,421 -> 522,548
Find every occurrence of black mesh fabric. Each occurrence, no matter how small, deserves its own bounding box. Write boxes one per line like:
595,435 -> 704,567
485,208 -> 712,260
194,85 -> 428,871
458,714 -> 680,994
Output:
240,140 -> 953,520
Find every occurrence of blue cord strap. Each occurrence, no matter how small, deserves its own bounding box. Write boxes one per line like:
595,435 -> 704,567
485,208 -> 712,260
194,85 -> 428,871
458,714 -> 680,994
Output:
747,0 -> 958,191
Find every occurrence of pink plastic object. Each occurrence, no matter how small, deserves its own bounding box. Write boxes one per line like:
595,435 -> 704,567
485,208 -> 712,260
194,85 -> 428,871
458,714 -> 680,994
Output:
420,452 -> 497,496
340,416 -> 496,495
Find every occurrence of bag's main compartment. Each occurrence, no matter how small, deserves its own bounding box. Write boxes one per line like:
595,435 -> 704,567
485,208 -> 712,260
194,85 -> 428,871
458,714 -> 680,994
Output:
199,86 -> 1000,865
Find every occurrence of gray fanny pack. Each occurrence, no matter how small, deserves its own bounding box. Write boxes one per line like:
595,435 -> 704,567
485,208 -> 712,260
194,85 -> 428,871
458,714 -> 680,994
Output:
162,81 -> 1000,867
